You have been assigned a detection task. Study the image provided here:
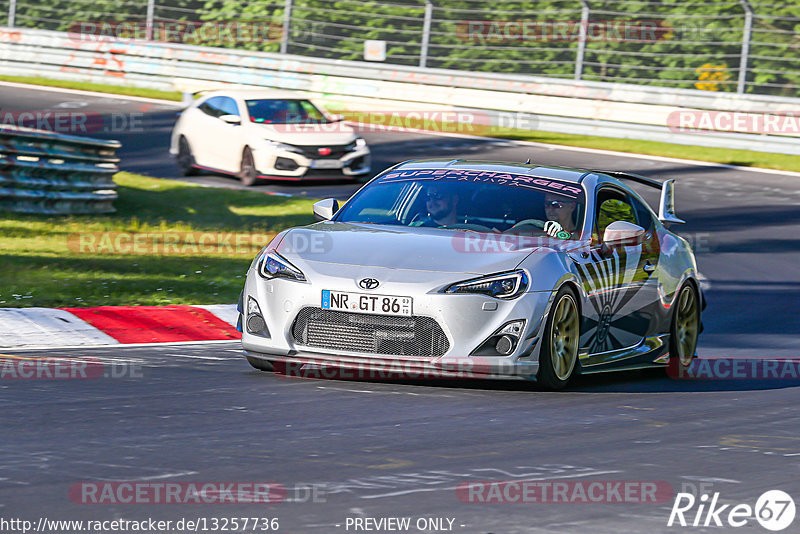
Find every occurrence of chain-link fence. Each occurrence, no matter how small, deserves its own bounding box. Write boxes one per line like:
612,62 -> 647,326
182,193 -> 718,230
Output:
5,0 -> 799,97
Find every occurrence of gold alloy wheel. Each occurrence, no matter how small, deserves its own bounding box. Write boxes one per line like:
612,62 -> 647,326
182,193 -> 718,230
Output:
550,294 -> 579,381
675,285 -> 699,367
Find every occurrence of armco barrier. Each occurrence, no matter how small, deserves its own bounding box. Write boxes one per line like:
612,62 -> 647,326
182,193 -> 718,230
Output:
2,28 -> 800,155
0,126 -> 120,214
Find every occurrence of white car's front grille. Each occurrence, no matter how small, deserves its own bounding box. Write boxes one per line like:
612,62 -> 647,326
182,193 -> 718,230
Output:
291,307 -> 449,357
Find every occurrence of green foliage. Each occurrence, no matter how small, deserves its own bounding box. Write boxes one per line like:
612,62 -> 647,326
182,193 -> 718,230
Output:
12,0 -> 800,96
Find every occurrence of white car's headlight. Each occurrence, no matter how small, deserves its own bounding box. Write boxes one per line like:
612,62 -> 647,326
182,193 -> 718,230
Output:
258,251 -> 306,282
444,270 -> 528,299
355,137 -> 367,149
267,141 -> 300,153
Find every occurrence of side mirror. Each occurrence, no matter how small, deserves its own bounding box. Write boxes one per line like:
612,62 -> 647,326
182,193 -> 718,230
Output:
220,114 -> 241,125
602,221 -> 645,248
328,114 -> 345,123
313,198 -> 339,221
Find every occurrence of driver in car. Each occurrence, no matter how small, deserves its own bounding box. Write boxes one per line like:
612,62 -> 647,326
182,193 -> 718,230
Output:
543,194 -> 578,238
412,184 -> 460,227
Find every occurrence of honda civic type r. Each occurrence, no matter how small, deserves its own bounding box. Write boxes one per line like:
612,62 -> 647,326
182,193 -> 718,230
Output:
239,159 -> 704,388
169,89 -> 370,184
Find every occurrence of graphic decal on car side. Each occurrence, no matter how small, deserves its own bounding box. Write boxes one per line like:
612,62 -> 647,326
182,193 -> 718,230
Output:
576,246 -> 646,354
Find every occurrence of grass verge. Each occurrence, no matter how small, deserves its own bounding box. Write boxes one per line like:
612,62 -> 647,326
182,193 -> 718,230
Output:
0,75 -> 183,101
491,128 -> 800,173
0,173 -> 316,307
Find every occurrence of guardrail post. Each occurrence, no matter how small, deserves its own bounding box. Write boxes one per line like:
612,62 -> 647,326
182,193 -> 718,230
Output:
280,0 -> 293,54
737,0 -> 753,94
8,0 -> 16,28
419,0 -> 433,68
574,0 -> 589,80
146,0 -> 155,40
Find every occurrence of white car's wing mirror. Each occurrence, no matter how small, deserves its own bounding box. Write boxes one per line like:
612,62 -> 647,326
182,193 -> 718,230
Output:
220,114 -> 241,125
313,198 -> 339,221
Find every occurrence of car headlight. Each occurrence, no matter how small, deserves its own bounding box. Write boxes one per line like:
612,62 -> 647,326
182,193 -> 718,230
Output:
443,270 -> 528,299
266,141 -> 300,153
258,251 -> 306,282
345,137 -> 366,152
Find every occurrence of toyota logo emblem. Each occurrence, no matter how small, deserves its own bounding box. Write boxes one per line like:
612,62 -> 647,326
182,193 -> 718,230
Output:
358,278 -> 379,290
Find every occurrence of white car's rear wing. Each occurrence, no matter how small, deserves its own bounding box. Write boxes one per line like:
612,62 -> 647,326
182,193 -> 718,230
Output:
597,171 -> 685,224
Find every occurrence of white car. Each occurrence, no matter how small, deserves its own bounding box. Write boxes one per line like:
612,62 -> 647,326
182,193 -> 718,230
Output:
169,89 -> 371,184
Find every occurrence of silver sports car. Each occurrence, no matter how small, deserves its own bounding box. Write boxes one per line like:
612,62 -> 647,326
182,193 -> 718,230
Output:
239,159 -> 704,389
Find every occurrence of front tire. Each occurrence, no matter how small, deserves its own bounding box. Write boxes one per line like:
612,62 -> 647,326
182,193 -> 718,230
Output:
537,286 -> 580,390
669,282 -> 700,371
239,147 -> 258,186
177,136 -> 196,176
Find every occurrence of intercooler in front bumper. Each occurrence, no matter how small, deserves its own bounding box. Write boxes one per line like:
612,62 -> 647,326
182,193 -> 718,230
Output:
290,307 -> 450,357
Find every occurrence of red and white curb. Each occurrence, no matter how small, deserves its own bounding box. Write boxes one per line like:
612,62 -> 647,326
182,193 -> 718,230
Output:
0,304 -> 239,349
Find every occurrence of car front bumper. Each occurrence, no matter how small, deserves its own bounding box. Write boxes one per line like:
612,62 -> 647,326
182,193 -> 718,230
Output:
252,146 -> 371,179
239,265 -> 556,380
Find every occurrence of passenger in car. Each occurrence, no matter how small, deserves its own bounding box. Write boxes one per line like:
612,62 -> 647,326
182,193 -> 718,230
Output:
412,184 -> 460,227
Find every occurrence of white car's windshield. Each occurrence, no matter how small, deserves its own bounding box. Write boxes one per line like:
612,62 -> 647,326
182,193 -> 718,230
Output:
245,99 -> 329,124
336,168 -> 586,239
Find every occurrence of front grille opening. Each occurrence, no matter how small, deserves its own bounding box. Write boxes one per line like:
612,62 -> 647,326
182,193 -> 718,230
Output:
291,307 -> 449,357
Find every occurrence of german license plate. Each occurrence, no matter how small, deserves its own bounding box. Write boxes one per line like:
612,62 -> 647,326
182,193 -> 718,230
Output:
310,159 -> 343,169
321,290 -> 413,316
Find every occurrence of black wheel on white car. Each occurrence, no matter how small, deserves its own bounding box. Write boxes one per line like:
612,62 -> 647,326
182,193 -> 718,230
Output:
537,286 -> 580,390
177,136 -> 196,176
239,146 -> 258,186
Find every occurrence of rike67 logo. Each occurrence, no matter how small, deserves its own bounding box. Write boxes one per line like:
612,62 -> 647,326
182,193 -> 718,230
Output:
668,490 -> 795,531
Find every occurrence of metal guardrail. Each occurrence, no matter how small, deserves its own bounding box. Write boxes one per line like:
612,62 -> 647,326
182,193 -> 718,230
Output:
0,126 -> 120,214
4,0 -> 800,97
1,28 -> 800,156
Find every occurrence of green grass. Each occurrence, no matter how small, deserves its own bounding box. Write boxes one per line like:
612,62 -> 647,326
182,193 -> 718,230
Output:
0,173 -> 316,307
0,75 -> 183,101
491,128 -> 800,173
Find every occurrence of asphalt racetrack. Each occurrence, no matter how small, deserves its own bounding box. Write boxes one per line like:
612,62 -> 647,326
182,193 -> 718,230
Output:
2,85 -> 800,533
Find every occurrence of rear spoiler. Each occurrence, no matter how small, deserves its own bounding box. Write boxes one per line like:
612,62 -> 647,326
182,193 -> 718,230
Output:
597,171 -> 685,224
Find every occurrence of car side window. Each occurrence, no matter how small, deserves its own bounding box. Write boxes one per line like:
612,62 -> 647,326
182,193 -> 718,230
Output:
217,97 -> 240,117
198,97 -> 224,118
595,189 -> 637,241
629,194 -> 654,232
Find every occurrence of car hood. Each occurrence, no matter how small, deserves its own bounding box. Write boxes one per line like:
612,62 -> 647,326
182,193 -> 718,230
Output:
247,123 -> 356,146
275,222 -> 540,275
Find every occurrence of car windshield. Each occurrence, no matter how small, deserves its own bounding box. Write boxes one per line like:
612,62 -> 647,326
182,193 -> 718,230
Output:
335,168 -> 586,239
245,99 -> 329,124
